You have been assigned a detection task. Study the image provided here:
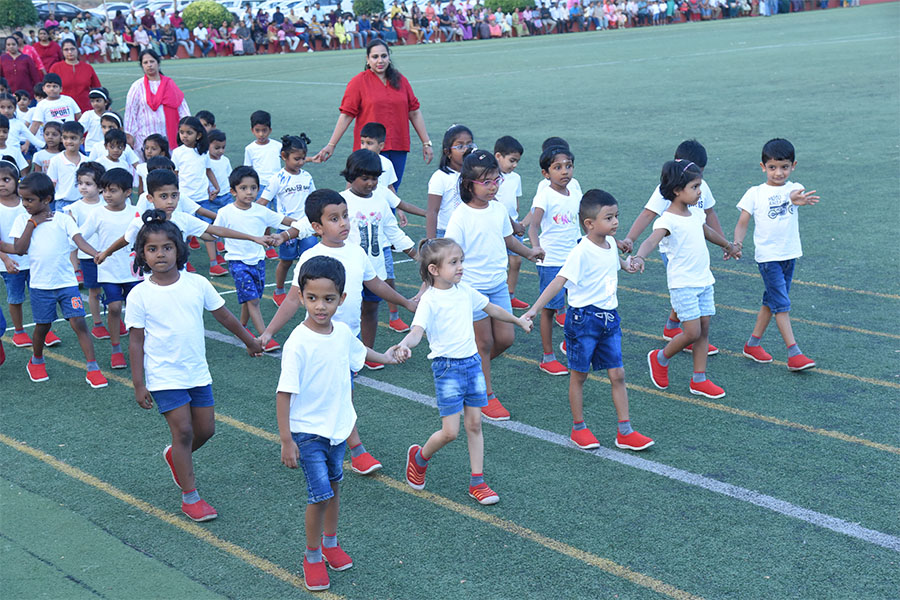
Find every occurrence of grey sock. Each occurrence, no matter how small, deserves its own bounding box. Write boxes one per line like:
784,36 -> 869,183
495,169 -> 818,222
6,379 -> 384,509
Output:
656,350 -> 669,367
747,335 -> 761,348
573,421 -> 587,431
389,311 -> 399,320
31,355 -> 45,365
692,372 -> 707,383
182,489 -> 200,504
787,344 -> 802,357
322,534 -> 337,549
111,343 -> 122,353
666,318 -> 680,329
414,448 -> 429,468
617,420 -> 633,435
542,353 -> 555,363
470,473 -> 484,487
349,444 -> 366,458
305,546 -> 323,563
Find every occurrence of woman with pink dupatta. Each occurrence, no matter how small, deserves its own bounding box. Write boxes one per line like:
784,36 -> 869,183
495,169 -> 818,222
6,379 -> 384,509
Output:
124,48 -> 190,158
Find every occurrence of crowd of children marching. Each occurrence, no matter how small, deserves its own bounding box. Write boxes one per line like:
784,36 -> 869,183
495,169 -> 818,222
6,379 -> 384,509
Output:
0,83 -> 821,591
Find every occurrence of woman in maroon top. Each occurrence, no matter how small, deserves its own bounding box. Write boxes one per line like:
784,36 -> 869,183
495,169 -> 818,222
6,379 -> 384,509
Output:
50,40 -> 102,113
0,37 -> 41,97
313,38 -> 432,188
33,29 -> 64,71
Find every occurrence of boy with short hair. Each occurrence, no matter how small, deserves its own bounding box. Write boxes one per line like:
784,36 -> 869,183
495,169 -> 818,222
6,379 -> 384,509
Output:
493,135 -> 527,309
196,110 -> 215,132
29,73 -> 81,135
96,129 -> 134,176
46,120 -> 87,211
525,190 -> 653,451
243,110 -> 282,259
276,255 -> 402,592
733,138 -> 819,371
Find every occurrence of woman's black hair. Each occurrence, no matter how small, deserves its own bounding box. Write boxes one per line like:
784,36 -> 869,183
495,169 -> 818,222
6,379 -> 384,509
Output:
0,154 -> 20,186
133,209 -> 189,273
178,116 -> 208,154
138,48 -> 162,68
340,149 -> 382,183
280,133 -> 310,157
60,38 -> 78,51
438,124 -> 474,174
143,133 -> 170,157
364,38 -> 401,90
19,172 -> 55,201
458,150 -> 499,203
659,159 -> 703,201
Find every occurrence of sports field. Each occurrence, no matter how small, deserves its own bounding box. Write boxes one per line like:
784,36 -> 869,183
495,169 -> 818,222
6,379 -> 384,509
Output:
2,5 -> 899,598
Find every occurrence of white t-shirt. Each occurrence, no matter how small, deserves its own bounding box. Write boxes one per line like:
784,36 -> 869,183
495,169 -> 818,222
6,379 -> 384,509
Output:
208,155 -> 232,199
96,155 -> 135,176
531,184 -> 582,267
32,95 -> 80,124
136,162 -> 148,191
558,236 -> 620,309
47,152 -> 87,201
32,149 -> 60,173
7,119 -> 43,150
736,182 -> 805,263
411,282 -> 488,359
652,210 -> 715,290
260,168 -> 315,227
171,145 -> 211,204
243,140 -> 282,185
291,242 -> 376,336
89,144 -> 139,166
427,168 -> 461,231
9,212 -> 81,289
213,203 -> 283,264
63,199 -> 105,259
536,177 -> 582,196
0,201 -> 30,272
0,145 -> 27,171
124,211 -> 209,245
79,206 -> 141,283
644,180 -> 716,255
124,273 -> 225,391
379,154 -> 398,189
78,110 -> 104,154
495,171 -> 522,220
277,321 -> 364,444
444,201 -> 513,290
340,188 -> 414,280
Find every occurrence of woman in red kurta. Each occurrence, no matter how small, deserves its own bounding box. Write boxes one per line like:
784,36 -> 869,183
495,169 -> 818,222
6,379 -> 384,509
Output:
0,37 -> 41,97
50,39 -> 102,112
33,29 -> 64,71
313,38 -> 432,188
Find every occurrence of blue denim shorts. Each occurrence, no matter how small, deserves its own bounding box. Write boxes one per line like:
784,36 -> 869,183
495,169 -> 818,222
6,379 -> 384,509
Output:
278,235 -> 317,261
230,259 -> 266,303
30,286 -> 84,323
564,306 -> 623,372
101,281 -> 138,304
1,270 -> 29,304
153,384 -> 215,414
432,354 -> 488,417
537,264 -> 565,310
383,246 -> 395,279
473,280 -> 511,322
52,199 -> 76,212
669,285 -> 715,322
293,432 -> 345,504
435,228 -> 446,239
758,259 -> 794,313
507,233 -> 524,256
79,258 -> 100,289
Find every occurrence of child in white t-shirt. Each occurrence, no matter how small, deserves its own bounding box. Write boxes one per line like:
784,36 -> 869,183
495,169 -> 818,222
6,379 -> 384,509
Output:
243,110 -> 282,198
0,115 -> 27,172
88,112 -> 139,167
632,160 -> 740,400
526,190 -> 654,452
46,121 -> 87,210
135,134 -> 169,195
125,211 -> 262,524
78,87 -> 111,156
733,138 -> 819,371
205,129 -> 233,210
96,128 -> 137,176
445,150 -> 543,422
276,254 -> 400,592
397,238 -> 532,505
31,121 -> 62,174
493,136 -> 527,310
9,172 -> 106,388
426,124 -> 473,238
0,94 -> 43,154
28,74 -> 81,135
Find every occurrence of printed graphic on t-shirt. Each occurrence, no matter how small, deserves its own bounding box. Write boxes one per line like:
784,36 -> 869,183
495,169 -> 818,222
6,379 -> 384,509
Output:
767,193 -> 794,219
552,210 -> 577,226
47,105 -> 76,120
355,210 -> 382,257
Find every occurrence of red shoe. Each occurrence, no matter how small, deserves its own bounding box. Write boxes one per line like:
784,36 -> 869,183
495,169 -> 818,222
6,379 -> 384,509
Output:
303,557 -> 330,591
539,359 -> 567,375
216,241 -> 225,252
272,292 -> 286,307
0,340 -> 4,366
215,254 -> 227,265
615,430 -> 655,451
44,331 -> 61,346
510,297 -> 530,309
75,269 -> 84,284
91,324 -> 110,339
683,342 -> 719,355
188,236 -> 201,250
265,248 -> 278,259
182,498 -> 217,522
185,262 -> 196,273
163,445 -> 182,488
559,340 -> 566,354
468,482 -> 499,505
405,444 -> 426,490
119,321 -> 128,336
322,544 -> 353,571
26,359 -> 49,382
554,312 -> 565,327
364,360 -> 384,370
663,326 -> 682,340
350,451 -> 382,475
263,338 -> 281,352
388,317 -> 410,333
689,378 -> 725,399
209,264 -> 228,277
110,352 -> 127,369
787,353 -> 816,372
85,370 -> 108,389
743,344 -> 773,363
570,427 -> 600,450
481,397 -> 510,421
647,350 -> 669,390
12,332 -> 32,347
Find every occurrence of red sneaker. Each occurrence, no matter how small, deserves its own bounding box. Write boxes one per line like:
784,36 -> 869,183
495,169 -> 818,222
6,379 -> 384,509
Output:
647,350 -> 669,390
364,360 -> 384,370
91,324 -> 111,340
555,312 -> 565,327
743,344 -> 773,363
350,451 -> 382,475
216,241 -> 225,252
468,482 -> 499,505
559,340 -> 566,354
44,331 -> 61,346
663,326 -> 682,340
182,498 -> 217,522
689,378 -> 725,399
265,248 -> 278,259
405,444 -> 426,490
75,269 -> 84,284
272,292 -> 286,307
683,343 -> 719,355
615,430 -> 655,451
570,427 -> 600,450
208,264 -> 228,277
322,544 -> 353,571
481,397 -> 510,421
26,360 -> 49,382
303,557 -> 330,591
539,359 -> 567,375
214,254 -> 226,265
263,338 -> 281,352
12,332 -> 32,347
388,317 -> 410,333
163,445 -> 182,488
787,353 -> 816,372
510,297 -> 530,309
85,370 -> 108,389
188,236 -> 201,250
185,262 -> 196,273
0,340 -> 4,366
110,352 -> 127,369
119,321 -> 128,336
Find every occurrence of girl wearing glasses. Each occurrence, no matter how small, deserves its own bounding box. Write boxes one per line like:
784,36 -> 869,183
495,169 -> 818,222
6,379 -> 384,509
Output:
425,124 -> 473,238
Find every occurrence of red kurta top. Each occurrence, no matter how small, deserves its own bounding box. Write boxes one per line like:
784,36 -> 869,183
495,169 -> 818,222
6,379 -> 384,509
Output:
0,53 -> 41,98
339,69 -> 420,153
33,41 -> 64,71
50,61 -> 101,112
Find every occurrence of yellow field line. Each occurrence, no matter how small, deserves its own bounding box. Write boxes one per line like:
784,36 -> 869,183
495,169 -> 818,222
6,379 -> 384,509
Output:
0,432 -> 344,600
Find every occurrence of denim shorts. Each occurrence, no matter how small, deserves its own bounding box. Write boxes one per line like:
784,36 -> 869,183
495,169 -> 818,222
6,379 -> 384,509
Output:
472,280 -> 511,322
153,384 -> 215,414
52,199 -> 76,212
383,247 -> 395,279
537,264 -> 565,310
758,259 -> 794,313
230,259 -> 266,303
79,258 -> 100,289
564,306 -> 623,372
432,354 -> 488,417
1,270 -> 29,304
101,281 -> 138,304
30,286 -> 84,323
435,228 -> 446,239
278,235 -> 317,261
507,233 -> 524,256
293,432 -> 345,504
669,285 -> 715,322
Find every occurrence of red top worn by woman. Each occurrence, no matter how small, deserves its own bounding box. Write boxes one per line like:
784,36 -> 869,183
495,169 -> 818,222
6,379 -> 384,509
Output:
338,69 -> 420,153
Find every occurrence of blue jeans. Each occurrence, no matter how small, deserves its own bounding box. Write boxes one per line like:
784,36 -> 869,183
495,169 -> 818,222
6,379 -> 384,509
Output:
293,433 -> 345,504
432,354 -> 488,416
564,306 -> 623,372
472,280 -> 511,322
758,259 -> 794,313
381,150 -> 408,190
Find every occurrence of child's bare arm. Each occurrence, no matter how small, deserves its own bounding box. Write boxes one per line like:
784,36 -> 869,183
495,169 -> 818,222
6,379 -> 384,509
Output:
425,193 -> 442,238
129,327 -> 153,410
631,228 -> 669,272
205,224 -> 267,247
211,305 -> 264,355
527,207 -> 544,255
206,168 -> 219,200
524,275 -> 567,320
621,208 -> 658,253
96,235 -> 128,264
506,234 -> 543,262
484,302 -> 533,332
703,224 -> 740,260
398,324 -> 425,351
396,200 -> 426,218
366,346 -> 401,365
703,207 -> 725,238
276,391 -> 299,469
364,277 -> 418,312
71,234 -> 98,258
195,206 -> 217,221
259,289 -> 301,346
733,209 -> 752,248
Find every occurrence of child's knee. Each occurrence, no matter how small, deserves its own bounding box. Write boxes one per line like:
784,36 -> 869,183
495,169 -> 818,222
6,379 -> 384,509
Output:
607,367 -> 625,386
680,321 -> 701,341
464,415 -> 481,436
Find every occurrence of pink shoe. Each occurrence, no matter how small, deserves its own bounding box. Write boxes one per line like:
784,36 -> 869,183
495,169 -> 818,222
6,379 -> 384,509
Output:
163,445 -> 182,488
322,544 -> 353,571
539,359 -> 567,375
182,498 -> 217,522
303,556 -> 329,591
